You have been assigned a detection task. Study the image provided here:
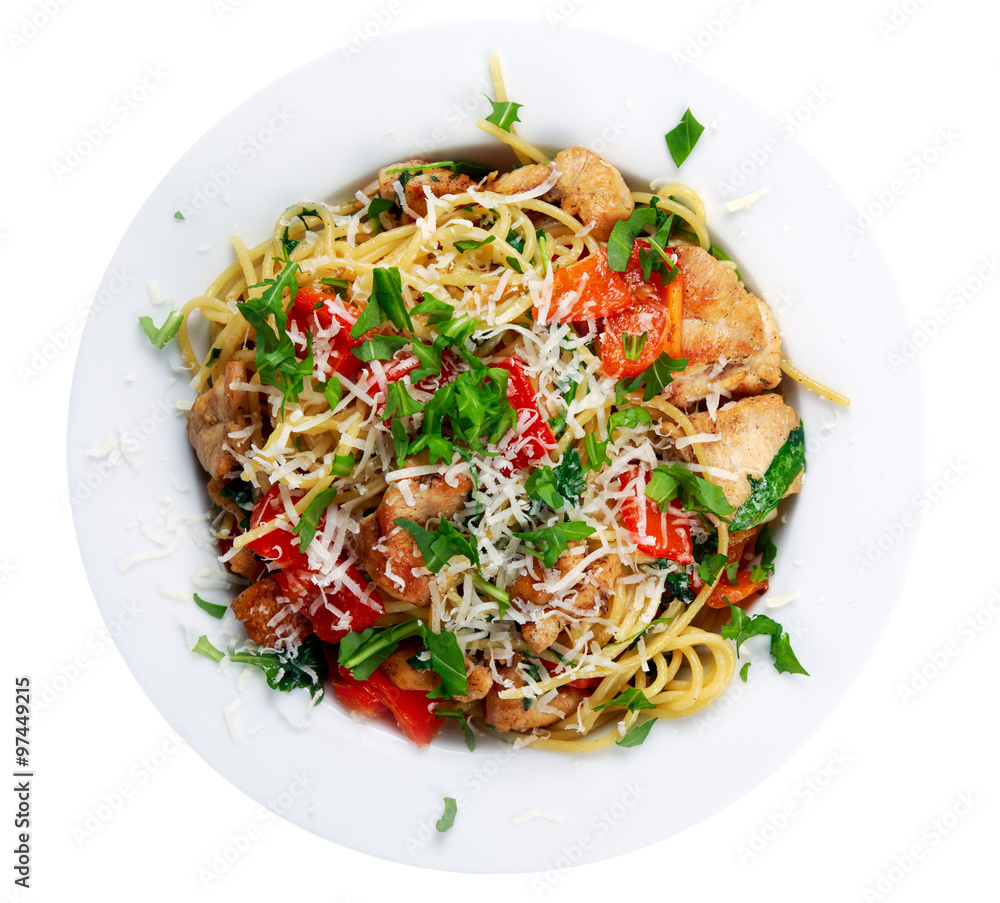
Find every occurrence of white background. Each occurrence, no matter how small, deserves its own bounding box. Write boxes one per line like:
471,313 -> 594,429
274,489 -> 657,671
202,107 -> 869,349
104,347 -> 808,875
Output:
5,0 -> 997,900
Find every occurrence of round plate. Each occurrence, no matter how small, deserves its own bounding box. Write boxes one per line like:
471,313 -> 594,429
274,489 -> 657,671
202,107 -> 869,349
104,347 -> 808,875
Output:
68,23 -> 925,873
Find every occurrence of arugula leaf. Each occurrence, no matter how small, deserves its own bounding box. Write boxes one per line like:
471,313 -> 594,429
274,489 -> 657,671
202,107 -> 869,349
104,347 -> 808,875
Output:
219,478 -> 254,511
173,211 -> 185,220
193,593 -> 227,620
349,266 -> 412,339
485,98 -> 523,132
665,108 -> 705,167
621,616 -> 675,648
664,571 -> 695,605
548,378 -> 580,440
390,419 -> 410,466
382,382 -> 424,421
592,687 -> 656,712
583,433 -> 610,473
422,628 -> 468,698
525,466 -> 563,509
339,623 -> 418,678
729,422 -> 805,531
698,553 -> 728,585
293,486 -> 337,549
384,160 -> 491,178
356,334 -> 410,362
394,518 -> 480,572
436,709 -> 476,751
330,453 -> 355,477
318,377 -> 343,410
472,574 -> 510,619
739,662 -> 751,682
606,207 -> 657,272
554,448 -> 586,503
506,255 -> 524,274
411,294 -> 455,325
645,463 -> 735,518
455,235 -> 496,252
721,603 -> 809,677
280,208 -> 320,257
229,635 -> 329,702
750,524 -> 777,584
513,521 -> 596,569
364,197 -> 395,235
319,276 -> 350,298
617,353 -> 688,402
191,635 -> 224,663
409,340 -> 444,381
436,797 -> 458,832
139,311 -> 183,349
616,718 -> 655,748
622,331 -> 649,362
608,407 -> 653,433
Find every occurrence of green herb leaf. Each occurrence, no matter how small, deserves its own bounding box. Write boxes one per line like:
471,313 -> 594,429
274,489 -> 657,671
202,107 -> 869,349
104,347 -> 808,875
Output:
770,632 -> 810,676
365,197 -> 395,235
394,518 -> 479,573
645,463 -> 735,518
229,635 -> 329,703
382,381 -> 424,421
293,486 -> 337,549
616,718 -> 655,748
584,433 -> 611,473
617,353 -> 688,402
665,108 -> 705,167
554,448 -> 587,503
592,687 -> 656,712
192,636 -> 224,662
750,524 -> 777,583
356,334 -> 410,362
606,207 -> 657,272
472,573 -> 510,619
525,466 -> 564,510
436,796 -> 458,832
173,210 -> 185,220
422,628 -> 468,698
455,235 -> 496,252
193,593 -> 227,619
391,418 -> 410,466
138,311 -> 183,349
318,377 -> 343,410
320,276 -> 350,298
485,98 -> 523,132
412,294 -> 455,325
219,478 -> 254,511
721,603 -> 809,677
436,709 -> 477,751
331,453 -> 355,477
609,407 -> 653,433
729,422 -> 805,531
739,661 -> 751,682
513,521 -> 596,569
622,331 -> 649,362
698,553 -> 728,585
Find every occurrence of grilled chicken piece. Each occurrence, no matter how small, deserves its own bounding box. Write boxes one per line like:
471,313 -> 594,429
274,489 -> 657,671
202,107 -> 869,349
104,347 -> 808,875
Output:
484,656 -> 589,733
381,640 -> 493,703
667,246 -> 781,407
510,546 -> 622,654
378,160 -> 474,218
487,164 -> 554,195
679,393 -> 802,511
230,577 -> 312,648
187,361 -> 252,480
356,472 -> 474,605
542,147 -> 634,242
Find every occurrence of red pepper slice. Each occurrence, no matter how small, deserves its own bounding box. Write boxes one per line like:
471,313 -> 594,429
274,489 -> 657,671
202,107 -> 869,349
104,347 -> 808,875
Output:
245,485 -> 309,569
492,357 -> 556,470
332,666 -> 443,747
539,658 -> 601,690
618,468 -> 693,563
704,571 -> 769,610
274,564 -> 384,643
540,249 -> 634,323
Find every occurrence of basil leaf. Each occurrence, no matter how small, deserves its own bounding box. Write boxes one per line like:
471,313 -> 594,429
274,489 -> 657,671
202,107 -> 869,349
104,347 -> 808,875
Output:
729,422 -> 806,531
665,108 -> 705,167
193,593 -> 227,620
436,796 -> 458,832
512,521 -> 596,569
592,687 -> 656,713
484,98 -> 523,132
616,718 -> 655,748
606,207 -> 657,272
294,486 -> 337,549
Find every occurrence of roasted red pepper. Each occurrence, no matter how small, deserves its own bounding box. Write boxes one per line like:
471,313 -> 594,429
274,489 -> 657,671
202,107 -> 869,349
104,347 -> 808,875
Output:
332,666 -> 443,747
275,564 -> 384,643
287,285 -> 365,380
492,357 -> 556,470
618,468 -> 693,563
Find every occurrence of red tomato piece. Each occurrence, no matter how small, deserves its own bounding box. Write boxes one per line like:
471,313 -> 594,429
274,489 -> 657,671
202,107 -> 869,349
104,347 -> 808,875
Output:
492,357 -> 556,470
245,485 -> 309,569
287,285 -> 365,380
618,468 -> 693,563
540,249 -> 635,323
275,564 -> 384,643
704,571 -> 769,610
333,666 -> 443,747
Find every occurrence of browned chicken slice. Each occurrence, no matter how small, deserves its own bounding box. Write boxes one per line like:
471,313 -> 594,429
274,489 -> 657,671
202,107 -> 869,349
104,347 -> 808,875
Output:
678,393 -> 802,511
378,160 -> 474,218
542,147 -> 634,242
484,656 -> 589,733
356,472 -> 474,605
486,164 -> 554,195
381,640 -> 493,703
666,246 -> 781,407
230,577 -> 312,648
510,546 -> 622,654
187,361 -> 252,480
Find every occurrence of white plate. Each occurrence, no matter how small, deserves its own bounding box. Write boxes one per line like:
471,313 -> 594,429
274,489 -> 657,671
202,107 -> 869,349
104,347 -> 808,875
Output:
68,23 -> 925,873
